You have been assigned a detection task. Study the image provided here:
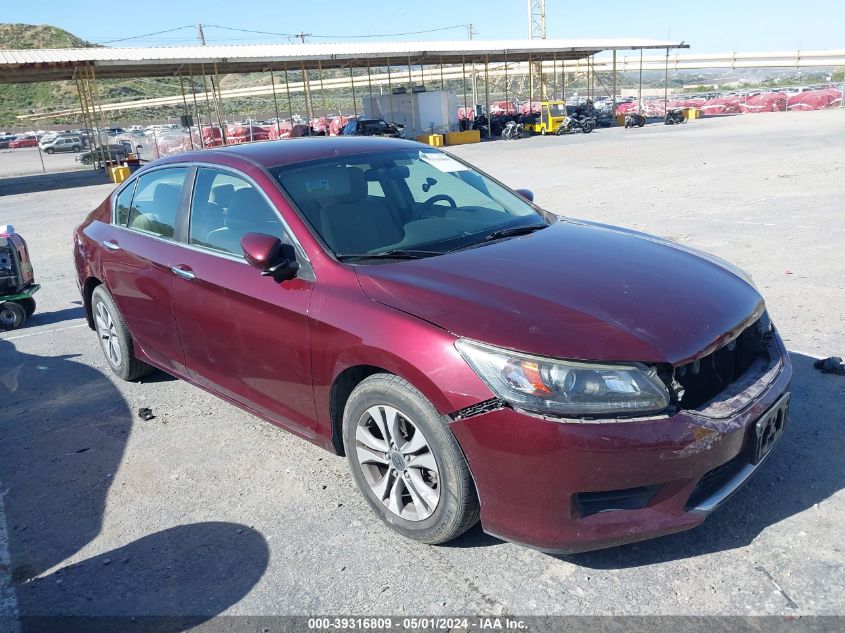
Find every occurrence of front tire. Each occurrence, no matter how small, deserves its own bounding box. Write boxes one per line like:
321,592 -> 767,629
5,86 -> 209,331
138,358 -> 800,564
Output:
91,285 -> 154,381
0,302 -> 26,330
45,148 -> 54,154
342,373 -> 480,544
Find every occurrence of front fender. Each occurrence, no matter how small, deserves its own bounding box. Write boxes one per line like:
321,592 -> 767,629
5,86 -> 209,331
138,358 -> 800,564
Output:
308,277 -> 492,445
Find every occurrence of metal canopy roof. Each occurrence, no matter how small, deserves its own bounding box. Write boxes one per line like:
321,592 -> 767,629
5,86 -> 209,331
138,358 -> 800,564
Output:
0,38 -> 688,83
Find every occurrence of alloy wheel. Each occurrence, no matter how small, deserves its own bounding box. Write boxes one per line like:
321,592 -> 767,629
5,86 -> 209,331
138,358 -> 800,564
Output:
354,405 -> 440,521
95,301 -> 122,368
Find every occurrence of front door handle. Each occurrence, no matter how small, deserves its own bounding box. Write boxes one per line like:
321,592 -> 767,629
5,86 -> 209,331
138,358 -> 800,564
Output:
102,239 -> 120,251
171,265 -> 196,280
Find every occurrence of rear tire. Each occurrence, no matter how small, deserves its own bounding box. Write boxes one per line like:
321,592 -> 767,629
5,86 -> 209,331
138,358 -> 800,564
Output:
342,373 -> 480,545
19,297 -> 36,318
91,285 -> 154,381
0,302 -> 26,330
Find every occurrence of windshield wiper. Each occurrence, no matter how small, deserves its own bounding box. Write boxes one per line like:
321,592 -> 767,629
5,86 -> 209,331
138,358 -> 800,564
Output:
478,224 -> 548,243
444,224 -> 549,253
335,249 -> 442,261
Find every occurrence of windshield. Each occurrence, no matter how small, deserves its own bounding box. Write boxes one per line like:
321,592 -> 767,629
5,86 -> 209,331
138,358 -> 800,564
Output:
547,103 -> 566,116
271,149 -> 547,259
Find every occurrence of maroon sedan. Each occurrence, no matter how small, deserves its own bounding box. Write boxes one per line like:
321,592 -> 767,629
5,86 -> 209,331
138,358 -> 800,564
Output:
73,138 -> 791,552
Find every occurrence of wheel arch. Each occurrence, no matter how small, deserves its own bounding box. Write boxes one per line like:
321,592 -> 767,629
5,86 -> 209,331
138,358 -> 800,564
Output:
82,276 -> 102,330
328,364 -> 388,455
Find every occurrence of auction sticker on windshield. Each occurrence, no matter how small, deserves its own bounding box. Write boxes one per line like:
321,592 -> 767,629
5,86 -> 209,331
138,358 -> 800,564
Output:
419,151 -> 467,172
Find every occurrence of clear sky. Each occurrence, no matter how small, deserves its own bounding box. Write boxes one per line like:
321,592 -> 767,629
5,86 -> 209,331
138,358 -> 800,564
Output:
5,0 -> 843,53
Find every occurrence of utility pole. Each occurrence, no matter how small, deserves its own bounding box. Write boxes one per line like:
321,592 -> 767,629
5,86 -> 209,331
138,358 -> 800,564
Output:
467,24 -> 478,108
293,34 -> 315,121
197,24 -> 206,46
528,0 -> 547,100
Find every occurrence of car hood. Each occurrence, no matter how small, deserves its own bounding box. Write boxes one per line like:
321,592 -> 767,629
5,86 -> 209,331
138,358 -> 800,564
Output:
355,220 -> 765,365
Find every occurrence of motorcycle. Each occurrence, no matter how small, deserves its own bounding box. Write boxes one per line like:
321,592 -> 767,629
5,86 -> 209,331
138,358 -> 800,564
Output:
665,109 -> 687,125
501,119 -> 523,140
556,115 -> 595,135
624,112 -> 647,128
472,114 -> 507,138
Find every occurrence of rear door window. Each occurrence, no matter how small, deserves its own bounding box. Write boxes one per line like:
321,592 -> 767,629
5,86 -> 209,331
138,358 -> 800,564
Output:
126,167 -> 189,239
114,181 -> 136,226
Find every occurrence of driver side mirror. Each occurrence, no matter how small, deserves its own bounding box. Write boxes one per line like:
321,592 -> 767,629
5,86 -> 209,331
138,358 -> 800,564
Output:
241,233 -> 299,281
515,188 -> 534,202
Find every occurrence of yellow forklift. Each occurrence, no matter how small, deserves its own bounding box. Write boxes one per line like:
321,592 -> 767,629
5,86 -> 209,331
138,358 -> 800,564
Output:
522,101 -> 568,135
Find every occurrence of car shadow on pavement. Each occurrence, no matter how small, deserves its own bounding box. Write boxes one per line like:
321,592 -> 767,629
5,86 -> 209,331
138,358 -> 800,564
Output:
22,306 -> 86,328
16,522 -> 268,632
0,340 -> 269,627
561,352 -> 844,568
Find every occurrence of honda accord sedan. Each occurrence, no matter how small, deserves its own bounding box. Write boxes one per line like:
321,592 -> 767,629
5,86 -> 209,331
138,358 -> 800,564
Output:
73,137 -> 791,552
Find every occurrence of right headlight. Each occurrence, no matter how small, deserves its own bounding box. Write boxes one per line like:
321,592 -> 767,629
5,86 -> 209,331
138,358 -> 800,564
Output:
455,339 -> 669,419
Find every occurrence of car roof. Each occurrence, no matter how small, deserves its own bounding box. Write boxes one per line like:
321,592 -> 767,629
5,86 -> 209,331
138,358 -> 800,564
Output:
155,136 -> 423,169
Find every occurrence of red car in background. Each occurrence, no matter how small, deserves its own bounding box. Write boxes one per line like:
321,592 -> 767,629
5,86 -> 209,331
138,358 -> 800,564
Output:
73,138 -> 791,552
9,136 -> 39,148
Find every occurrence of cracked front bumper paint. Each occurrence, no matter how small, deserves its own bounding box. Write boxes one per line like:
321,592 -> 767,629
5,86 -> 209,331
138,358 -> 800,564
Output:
449,343 -> 792,553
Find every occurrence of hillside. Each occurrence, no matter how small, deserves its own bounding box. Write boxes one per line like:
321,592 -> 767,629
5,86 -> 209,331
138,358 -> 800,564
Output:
0,23 -> 91,49
0,23 -> 185,127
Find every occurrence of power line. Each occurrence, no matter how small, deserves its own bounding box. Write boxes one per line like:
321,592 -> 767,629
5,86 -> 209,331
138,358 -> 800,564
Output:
203,24 -> 470,40
94,25 -> 195,45
91,22 -> 472,47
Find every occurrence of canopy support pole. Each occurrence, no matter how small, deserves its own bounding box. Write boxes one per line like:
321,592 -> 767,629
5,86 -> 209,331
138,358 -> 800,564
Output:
664,47 -> 670,116
74,70 -> 97,170
612,51 -> 617,125
528,53 -> 534,113
284,63 -> 294,135
178,73 -> 195,149
349,66 -> 357,116
561,61 -> 566,100
86,65 -> 113,167
462,56 -> 468,120
387,57 -> 395,123
302,63 -> 314,122
638,49 -> 644,114
213,63 -> 227,144
269,68 -> 281,137
504,50 -> 509,108
484,55 -> 491,139
318,61 -> 327,112
188,66 -> 204,147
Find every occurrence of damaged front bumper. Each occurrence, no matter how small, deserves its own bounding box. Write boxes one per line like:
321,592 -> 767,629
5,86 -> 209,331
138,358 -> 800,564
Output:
448,332 -> 792,553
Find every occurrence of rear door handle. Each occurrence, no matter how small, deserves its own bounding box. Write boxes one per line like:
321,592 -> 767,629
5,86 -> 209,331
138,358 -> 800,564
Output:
171,265 -> 196,280
102,239 -> 120,251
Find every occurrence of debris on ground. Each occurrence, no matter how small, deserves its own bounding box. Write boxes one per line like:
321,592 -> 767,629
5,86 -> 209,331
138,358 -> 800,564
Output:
814,356 -> 845,375
137,407 -> 155,421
